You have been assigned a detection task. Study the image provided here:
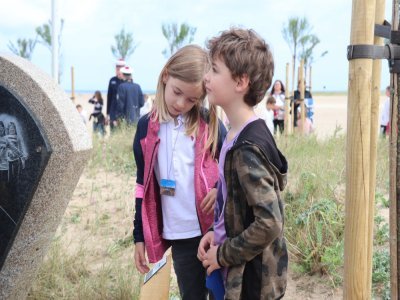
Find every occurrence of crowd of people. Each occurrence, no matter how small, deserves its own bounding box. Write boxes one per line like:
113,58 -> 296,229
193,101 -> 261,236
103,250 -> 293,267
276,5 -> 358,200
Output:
258,78 -> 315,136
76,59 -> 147,137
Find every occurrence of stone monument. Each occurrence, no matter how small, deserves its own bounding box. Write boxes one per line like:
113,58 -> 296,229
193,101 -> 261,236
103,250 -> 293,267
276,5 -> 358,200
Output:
0,53 -> 92,299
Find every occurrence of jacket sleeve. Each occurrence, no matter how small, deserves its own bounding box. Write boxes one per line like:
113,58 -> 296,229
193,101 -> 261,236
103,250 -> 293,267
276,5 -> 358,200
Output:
218,145 -> 283,267
132,117 -> 146,243
116,85 -> 125,119
138,85 -> 144,108
106,79 -> 112,115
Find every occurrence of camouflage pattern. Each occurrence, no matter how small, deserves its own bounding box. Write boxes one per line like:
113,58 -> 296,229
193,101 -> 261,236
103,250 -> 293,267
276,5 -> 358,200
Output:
218,142 -> 288,300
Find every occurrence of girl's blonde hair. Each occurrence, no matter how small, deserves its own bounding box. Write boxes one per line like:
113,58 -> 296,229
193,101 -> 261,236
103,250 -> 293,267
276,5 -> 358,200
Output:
151,45 -> 219,157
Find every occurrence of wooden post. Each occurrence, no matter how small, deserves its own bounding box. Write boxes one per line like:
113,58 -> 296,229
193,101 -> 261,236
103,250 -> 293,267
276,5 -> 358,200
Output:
70,66 -> 75,101
284,63 -> 291,135
344,0 -> 376,298
390,0 -> 400,297
367,0 -> 385,295
299,60 -> 305,134
290,57 -> 296,134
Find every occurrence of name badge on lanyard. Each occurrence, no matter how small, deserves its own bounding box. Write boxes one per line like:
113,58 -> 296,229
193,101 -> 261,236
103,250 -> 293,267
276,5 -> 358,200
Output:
160,179 -> 176,196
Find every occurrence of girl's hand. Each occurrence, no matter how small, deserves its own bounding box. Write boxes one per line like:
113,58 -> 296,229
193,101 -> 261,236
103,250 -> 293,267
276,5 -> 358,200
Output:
202,244 -> 221,275
201,188 -> 217,215
134,242 -> 150,274
197,231 -> 214,262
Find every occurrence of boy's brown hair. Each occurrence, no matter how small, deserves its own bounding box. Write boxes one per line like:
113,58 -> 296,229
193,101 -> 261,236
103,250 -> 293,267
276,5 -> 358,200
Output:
207,27 -> 274,106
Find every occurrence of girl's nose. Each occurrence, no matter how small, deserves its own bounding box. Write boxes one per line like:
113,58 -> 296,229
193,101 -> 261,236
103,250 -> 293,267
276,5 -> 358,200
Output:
176,97 -> 185,109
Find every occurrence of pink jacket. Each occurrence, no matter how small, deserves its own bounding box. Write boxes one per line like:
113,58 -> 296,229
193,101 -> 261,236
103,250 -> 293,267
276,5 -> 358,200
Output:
136,115 -> 219,263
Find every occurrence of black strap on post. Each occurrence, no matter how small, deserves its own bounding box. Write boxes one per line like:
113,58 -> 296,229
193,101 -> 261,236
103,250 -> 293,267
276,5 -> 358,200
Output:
347,20 -> 400,73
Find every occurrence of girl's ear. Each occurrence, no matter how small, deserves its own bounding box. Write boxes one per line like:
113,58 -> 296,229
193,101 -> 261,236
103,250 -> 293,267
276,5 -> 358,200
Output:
162,71 -> 169,84
236,74 -> 250,93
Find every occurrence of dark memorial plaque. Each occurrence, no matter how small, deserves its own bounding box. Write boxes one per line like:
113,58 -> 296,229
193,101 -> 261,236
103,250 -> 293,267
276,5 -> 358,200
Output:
0,54 -> 91,299
0,86 -> 51,270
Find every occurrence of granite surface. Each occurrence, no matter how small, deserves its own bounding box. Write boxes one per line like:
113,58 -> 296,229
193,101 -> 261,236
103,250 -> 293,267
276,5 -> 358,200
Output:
0,53 -> 92,299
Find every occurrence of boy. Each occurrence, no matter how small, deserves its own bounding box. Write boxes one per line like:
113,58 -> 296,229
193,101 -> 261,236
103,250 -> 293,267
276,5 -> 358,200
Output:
264,96 -> 276,133
198,28 -> 288,299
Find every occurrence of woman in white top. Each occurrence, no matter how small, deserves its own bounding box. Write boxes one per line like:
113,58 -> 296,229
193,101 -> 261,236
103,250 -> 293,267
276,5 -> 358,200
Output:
270,80 -> 285,134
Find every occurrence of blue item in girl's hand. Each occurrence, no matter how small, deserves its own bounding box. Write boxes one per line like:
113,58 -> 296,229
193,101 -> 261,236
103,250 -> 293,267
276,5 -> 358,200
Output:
206,270 -> 225,300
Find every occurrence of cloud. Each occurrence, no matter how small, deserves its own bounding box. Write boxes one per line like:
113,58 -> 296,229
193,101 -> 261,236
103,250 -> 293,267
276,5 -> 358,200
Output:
0,0 -> 48,29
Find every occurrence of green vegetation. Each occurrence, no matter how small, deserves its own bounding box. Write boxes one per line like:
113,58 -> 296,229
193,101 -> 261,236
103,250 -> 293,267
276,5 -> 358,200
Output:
277,133 -> 389,296
111,28 -> 139,61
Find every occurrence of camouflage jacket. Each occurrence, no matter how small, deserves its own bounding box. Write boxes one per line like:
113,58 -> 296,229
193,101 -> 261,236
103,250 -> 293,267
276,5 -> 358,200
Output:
217,119 -> 288,300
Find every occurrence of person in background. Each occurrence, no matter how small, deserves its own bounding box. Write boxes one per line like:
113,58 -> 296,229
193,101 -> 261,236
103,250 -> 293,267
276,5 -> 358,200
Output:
262,96 -> 275,134
139,94 -> 152,118
88,91 -> 105,136
293,80 -> 313,127
380,85 -> 391,137
76,104 -> 88,124
296,107 -> 314,135
270,79 -> 285,134
107,59 -> 125,131
115,66 -> 144,125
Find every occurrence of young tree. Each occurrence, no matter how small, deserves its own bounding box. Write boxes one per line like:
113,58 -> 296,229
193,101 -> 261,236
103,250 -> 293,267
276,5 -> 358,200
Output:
161,22 -> 196,58
36,19 -> 64,83
111,28 -> 138,61
299,34 -> 328,84
7,38 -> 37,60
282,17 -> 311,92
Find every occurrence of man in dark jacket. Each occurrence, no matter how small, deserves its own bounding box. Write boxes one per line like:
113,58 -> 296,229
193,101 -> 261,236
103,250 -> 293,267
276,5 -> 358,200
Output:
115,66 -> 144,125
107,59 -> 125,131
293,80 -> 313,127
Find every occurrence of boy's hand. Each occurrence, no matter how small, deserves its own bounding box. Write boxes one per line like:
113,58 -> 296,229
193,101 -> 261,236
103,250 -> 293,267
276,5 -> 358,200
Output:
202,244 -> 221,275
200,188 -> 217,215
197,231 -> 214,261
134,242 -> 150,274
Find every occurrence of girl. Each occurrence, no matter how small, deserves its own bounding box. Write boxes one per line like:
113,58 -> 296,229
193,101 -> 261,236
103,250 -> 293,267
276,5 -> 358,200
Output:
88,90 -> 105,136
133,45 -> 226,300
270,80 -> 285,134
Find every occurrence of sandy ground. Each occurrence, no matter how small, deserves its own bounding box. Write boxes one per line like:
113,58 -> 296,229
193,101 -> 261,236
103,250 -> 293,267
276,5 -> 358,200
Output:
66,92 -> 387,299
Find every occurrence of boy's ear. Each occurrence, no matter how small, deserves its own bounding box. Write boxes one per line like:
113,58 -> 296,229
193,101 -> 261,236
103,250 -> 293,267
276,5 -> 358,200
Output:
235,74 -> 250,93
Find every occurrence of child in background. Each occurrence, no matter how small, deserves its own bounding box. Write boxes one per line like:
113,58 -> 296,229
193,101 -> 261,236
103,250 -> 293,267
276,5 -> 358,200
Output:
296,107 -> 314,135
133,45 -> 227,300
76,104 -> 87,124
139,94 -> 152,118
270,80 -> 285,134
88,91 -> 105,136
263,96 -> 276,134
199,28 -> 288,300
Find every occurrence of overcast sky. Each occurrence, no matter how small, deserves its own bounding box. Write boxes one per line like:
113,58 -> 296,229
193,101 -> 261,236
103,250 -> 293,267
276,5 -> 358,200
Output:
0,0 -> 393,93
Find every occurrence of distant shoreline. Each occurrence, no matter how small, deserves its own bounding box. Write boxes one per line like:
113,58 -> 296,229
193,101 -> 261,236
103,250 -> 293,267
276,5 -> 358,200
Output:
65,90 -> 157,95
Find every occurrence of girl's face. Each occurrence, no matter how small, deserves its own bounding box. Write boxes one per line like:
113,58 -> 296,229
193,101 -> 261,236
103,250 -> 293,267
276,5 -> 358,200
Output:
163,75 -> 203,118
274,81 -> 282,92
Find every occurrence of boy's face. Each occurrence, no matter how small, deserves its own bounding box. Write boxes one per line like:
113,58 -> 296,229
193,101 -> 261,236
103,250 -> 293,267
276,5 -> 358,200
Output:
204,57 -> 237,107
